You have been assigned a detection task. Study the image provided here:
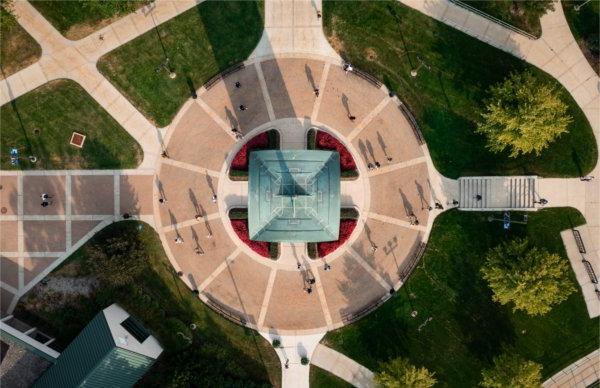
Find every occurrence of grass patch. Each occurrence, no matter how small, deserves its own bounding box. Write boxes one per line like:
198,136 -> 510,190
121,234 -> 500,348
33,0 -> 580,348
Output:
323,208 -> 598,386
14,221 -> 280,386
98,1 -> 264,127
461,0 -> 544,37
0,79 -> 142,169
323,1 -> 597,178
28,0 -> 141,40
0,10 -> 41,78
563,0 -> 599,75
310,366 -> 352,388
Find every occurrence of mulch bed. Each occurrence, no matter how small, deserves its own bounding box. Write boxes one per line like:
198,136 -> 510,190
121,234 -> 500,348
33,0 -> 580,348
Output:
316,131 -> 356,171
317,219 -> 357,257
230,131 -> 270,170
230,219 -> 270,258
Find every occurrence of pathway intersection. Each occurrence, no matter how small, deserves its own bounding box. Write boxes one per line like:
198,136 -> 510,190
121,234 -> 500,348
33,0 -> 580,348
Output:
0,0 -> 599,387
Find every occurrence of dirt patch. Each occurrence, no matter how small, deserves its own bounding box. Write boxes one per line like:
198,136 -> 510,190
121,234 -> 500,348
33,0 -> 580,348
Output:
328,32 -> 345,55
64,15 -> 123,40
326,18 -> 345,55
21,275 -> 99,312
365,47 -> 378,61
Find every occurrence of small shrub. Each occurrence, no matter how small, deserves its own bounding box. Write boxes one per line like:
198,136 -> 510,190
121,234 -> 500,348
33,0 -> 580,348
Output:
301,357 -> 309,365
228,208 -> 248,220
307,243 -> 318,259
268,129 -> 280,149
341,207 -> 359,219
228,169 -> 249,181
269,243 -> 279,260
272,338 -> 281,348
341,169 -> 359,180
307,129 -> 316,150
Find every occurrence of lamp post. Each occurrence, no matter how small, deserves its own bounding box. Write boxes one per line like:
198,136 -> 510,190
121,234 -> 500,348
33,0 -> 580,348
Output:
410,55 -> 431,77
574,0 -> 592,11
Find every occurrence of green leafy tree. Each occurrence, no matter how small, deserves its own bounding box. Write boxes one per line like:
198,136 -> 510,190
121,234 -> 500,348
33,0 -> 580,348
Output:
375,357 -> 436,388
517,0 -> 554,19
480,352 -> 542,388
87,235 -> 147,287
476,71 -> 571,157
480,238 -> 575,316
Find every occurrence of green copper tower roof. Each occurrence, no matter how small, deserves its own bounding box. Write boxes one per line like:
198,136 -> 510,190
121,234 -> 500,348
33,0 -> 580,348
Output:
248,150 -> 340,242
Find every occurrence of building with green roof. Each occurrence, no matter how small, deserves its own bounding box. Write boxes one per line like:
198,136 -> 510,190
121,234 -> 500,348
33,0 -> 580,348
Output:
248,150 -> 341,242
34,304 -> 162,388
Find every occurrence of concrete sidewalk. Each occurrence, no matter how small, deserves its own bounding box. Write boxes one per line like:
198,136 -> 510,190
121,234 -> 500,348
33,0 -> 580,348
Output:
312,344 -> 375,387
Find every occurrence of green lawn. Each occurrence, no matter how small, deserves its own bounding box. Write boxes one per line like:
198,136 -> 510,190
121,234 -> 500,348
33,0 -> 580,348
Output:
0,10 -> 41,78
97,1 -> 264,127
310,366 -> 352,388
323,1 -> 597,178
461,0 -> 546,37
563,0 -> 600,75
0,79 -> 142,170
14,221 -> 281,387
322,208 -> 598,387
28,0 -> 140,40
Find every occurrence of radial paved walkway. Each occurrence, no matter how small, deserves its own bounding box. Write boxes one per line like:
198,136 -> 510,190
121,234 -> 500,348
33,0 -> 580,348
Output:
158,57 -> 442,335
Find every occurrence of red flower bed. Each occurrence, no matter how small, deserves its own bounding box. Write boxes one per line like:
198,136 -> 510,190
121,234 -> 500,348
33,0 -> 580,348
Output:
231,132 -> 270,170
317,219 -> 357,257
230,219 -> 270,258
316,131 -> 356,171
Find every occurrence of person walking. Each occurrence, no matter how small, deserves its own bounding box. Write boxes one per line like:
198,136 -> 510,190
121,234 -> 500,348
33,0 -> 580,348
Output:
175,236 -> 184,244
239,104 -> 247,111
235,81 -> 241,88
314,88 -> 319,97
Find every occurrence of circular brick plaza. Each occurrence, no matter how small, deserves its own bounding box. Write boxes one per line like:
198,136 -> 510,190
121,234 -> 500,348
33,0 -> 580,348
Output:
156,57 -> 435,334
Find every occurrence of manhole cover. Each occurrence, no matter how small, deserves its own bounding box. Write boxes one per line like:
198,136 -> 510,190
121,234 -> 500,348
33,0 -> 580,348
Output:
1,207 -> 7,214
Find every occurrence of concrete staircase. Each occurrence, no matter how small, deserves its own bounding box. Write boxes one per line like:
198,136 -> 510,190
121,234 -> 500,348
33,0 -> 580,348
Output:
458,176 -> 537,210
